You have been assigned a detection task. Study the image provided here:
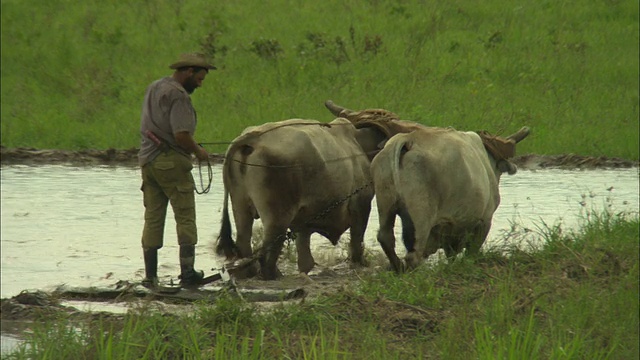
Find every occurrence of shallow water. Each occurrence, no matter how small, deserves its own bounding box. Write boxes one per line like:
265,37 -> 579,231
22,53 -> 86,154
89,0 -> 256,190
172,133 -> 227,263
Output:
1,165 -> 638,299
1,164 -> 639,352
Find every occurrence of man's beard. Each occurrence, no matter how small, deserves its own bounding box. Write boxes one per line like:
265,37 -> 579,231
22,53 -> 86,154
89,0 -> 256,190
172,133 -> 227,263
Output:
183,77 -> 198,94
184,83 -> 196,94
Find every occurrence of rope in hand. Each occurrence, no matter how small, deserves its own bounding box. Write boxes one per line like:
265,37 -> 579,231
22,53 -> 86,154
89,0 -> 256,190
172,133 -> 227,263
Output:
195,144 -> 213,194
195,158 -> 212,194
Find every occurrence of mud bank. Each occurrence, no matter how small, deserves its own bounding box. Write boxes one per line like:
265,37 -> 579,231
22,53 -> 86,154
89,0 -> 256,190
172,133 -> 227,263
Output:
1,146 -> 638,169
1,263 -> 368,322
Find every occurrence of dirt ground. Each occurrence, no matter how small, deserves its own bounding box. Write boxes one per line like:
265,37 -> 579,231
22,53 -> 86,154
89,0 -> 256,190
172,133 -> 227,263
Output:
0,260 -> 376,322
1,146 -> 638,169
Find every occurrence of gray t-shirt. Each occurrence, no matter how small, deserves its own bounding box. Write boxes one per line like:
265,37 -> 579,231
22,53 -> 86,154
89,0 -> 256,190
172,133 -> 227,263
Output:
138,77 -> 197,166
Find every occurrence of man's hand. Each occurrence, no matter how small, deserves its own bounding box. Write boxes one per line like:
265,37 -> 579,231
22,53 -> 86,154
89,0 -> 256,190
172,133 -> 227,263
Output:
195,146 -> 209,161
175,131 -> 209,161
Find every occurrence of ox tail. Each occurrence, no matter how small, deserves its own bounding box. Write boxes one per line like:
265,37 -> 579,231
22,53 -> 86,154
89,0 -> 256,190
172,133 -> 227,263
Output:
216,186 -> 239,259
216,146 -> 241,259
390,136 -> 410,191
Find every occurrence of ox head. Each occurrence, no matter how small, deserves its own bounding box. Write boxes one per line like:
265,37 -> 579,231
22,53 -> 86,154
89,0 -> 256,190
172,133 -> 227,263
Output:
494,126 -> 531,175
324,100 -> 401,159
324,100 -> 408,160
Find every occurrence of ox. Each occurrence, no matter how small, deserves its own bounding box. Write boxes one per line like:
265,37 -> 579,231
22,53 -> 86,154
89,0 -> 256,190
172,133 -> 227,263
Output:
370,126 -> 530,272
216,118 -> 386,280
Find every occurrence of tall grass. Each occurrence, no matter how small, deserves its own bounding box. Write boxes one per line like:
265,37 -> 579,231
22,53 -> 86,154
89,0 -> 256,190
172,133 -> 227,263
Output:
4,211 -> 638,359
1,0 -> 638,159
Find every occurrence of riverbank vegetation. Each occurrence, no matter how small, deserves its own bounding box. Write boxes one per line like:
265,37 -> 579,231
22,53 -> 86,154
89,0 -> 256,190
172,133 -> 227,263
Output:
4,210 -> 638,359
1,0 -> 638,160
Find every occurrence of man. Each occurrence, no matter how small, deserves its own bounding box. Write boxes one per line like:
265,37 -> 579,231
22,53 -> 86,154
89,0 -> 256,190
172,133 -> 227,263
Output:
138,52 -> 215,287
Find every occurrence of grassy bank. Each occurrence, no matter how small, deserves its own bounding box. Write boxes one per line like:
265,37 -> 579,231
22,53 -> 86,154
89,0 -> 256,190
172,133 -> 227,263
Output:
1,0 -> 638,159
5,210 -> 639,359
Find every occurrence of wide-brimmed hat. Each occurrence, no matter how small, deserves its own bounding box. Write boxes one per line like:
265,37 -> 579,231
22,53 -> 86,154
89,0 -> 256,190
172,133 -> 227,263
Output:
169,53 -> 217,70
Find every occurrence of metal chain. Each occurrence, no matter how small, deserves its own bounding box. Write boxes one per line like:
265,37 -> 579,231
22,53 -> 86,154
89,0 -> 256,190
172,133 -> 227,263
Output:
208,120 -> 378,269
262,180 -> 373,259
309,180 -> 373,223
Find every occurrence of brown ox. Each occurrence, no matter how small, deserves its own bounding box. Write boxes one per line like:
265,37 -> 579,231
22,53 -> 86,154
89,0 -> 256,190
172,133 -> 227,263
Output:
371,126 -> 530,272
216,118 -> 385,280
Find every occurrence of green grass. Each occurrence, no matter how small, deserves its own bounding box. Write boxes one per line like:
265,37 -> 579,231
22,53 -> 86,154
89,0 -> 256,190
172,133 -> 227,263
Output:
4,210 -> 638,359
1,0 -> 638,159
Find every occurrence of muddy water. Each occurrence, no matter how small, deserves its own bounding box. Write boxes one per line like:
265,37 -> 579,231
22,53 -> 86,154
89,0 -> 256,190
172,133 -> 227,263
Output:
1,165 -> 639,351
1,165 -> 639,299
1,166 -> 638,298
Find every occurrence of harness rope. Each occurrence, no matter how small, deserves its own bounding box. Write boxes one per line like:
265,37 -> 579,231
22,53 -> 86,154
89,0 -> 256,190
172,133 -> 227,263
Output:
199,121 -> 381,170
198,121 -> 355,148
198,141 -> 233,146
195,120 -> 377,193
230,150 -> 379,168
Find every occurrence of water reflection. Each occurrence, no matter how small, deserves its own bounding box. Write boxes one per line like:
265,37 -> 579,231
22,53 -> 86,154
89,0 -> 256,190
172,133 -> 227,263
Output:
1,165 -> 638,300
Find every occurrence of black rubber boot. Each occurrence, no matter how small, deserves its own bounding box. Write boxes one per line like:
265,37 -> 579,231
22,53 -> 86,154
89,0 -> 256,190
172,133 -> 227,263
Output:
141,248 -> 158,288
179,245 -> 204,286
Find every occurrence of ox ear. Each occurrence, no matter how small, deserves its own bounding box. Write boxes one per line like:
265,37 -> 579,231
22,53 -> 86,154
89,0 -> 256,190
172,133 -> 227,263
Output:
507,126 -> 531,144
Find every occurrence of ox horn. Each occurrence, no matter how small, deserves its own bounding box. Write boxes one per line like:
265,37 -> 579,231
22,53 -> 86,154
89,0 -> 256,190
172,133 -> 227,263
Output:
507,126 -> 531,144
324,100 -> 357,118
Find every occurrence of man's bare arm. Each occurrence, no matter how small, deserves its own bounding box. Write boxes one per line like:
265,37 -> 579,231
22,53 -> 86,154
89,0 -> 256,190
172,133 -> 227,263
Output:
175,131 -> 209,161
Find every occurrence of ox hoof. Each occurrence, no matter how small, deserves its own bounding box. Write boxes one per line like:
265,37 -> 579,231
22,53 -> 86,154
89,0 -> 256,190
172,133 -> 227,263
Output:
297,261 -> 316,275
259,266 -> 284,281
386,261 -> 407,274
348,257 -> 369,268
297,272 -> 314,284
225,259 -> 259,280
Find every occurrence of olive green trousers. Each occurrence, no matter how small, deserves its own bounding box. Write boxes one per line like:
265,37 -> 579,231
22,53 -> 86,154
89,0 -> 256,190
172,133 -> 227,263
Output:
140,150 -> 197,249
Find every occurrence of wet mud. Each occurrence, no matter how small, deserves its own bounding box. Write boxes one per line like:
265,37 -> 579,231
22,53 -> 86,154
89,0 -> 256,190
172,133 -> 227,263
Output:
0,147 -> 224,167
1,146 -> 638,169
0,262 -> 368,322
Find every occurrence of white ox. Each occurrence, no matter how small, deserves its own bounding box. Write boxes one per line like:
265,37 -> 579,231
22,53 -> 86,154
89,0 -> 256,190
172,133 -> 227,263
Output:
371,126 -> 530,272
216,118 -> 385,280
